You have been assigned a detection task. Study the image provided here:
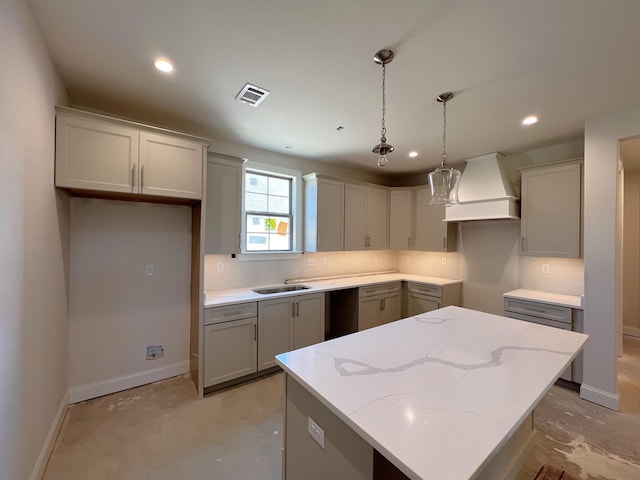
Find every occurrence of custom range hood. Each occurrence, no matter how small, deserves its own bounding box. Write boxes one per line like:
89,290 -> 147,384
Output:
444,152 -> 519,222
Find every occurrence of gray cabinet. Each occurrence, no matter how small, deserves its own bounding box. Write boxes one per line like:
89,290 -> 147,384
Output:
258,293 -> 325,370
303,174 -> 344,252
520,161 -> 582,258
55,107 -> 205,200
415,187 -> 458,252
203,303 -> 258,387
503,297 -> 583,383
345,183 -> 389,250
405,281 -> 462,317
389,189 -> 413,250
358,282 -> 401,331
205,156 -> 242,254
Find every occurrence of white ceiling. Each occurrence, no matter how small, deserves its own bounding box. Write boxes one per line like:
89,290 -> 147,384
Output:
28,0 -> 640,177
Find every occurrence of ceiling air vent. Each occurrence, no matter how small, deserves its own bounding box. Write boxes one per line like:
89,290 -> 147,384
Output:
235,83 -> 270,107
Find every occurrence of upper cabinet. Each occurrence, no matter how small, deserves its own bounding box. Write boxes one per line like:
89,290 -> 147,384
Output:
303,174 -> 344,252
520,160 -> 582,258
205,156 -> 243,254
345,183 -> 389,250
55,107 -> 207,200
389,189 -> 413,250
415,187 -> 458,252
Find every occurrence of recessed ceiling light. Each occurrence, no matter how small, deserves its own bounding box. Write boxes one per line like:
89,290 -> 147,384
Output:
154,58 -> 174,73
409,151 -> 418,158
522,115 -> 538,126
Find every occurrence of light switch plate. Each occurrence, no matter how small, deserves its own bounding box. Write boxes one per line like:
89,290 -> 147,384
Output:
307,416 -> 325,449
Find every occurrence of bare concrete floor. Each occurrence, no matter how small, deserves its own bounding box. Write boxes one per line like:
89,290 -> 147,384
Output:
44,337 -> 640,480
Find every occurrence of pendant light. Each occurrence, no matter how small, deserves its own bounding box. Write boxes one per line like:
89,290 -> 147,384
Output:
428,92 -> 461,205
372,49 -> 394,167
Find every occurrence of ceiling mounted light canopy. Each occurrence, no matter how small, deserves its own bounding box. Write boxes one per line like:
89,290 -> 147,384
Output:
372,49 -> 394,167
428,92 -> 461,205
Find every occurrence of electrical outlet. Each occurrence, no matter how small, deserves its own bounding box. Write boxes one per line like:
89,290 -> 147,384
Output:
307,416 -> 325,449
145,264 -> 154,276
405,255 -> 410,263
146,345 -> 164,360
322,257 -> 327,265
217,262 -> 224,272
442,257 -> 447,265
306,258 -> 317,266
542,263 -> 550,274
373,255 -> 378,262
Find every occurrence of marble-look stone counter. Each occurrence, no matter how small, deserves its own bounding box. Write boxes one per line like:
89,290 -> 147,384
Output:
204,272 -> 461,308
503,288 -> 584,309
276,305 -> 588,480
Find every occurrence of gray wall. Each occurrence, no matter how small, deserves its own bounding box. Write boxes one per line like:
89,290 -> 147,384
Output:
0,1 -> 70,478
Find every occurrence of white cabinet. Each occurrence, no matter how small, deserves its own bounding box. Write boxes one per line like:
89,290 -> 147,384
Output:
345,184 -> 389,250
405,281 -> 461,317
520,161 -> 582,258
205,156 -> 242,253
258,293 -> 324,370
203,303 -> 258,388
358,282 -> 401,331
415,187 -> 458,252
303,174 -> 344,252
55,107 -> 206,200
389,189 -> 413,250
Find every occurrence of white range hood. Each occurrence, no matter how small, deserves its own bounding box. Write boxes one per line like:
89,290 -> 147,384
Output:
444,152 -> 519,222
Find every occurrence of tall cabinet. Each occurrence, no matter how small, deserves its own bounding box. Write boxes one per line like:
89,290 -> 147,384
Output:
345,184 -> 389,250
303,174 -> 345,252
415,187 -> 458,252
389,189 -> 414,250
205,155 -> 243,254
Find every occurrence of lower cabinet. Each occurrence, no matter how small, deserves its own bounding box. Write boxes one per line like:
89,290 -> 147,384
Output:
503,297 -> 583,383
405,282 -> 462,317
204,293 -> 325,388
358,282 -> 401,331
258,293 -> 325,370
204,318 -> 257,388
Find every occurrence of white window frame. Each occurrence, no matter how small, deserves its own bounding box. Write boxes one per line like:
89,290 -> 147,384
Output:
239,161 -> 302,260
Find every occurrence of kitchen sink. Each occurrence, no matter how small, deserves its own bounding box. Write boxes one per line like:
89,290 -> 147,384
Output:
252,284 -> 310,294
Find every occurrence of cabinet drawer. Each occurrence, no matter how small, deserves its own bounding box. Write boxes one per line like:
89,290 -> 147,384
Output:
205,302 -> 257,325
406,282 -> 441,298
504,311 -> 571,330
359,282 -> 401,298
503,298 -> 571,324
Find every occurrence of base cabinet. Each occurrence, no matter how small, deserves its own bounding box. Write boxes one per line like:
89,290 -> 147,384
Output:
405,282 -> 462,317
258,293 -> 325,370
203,318 -> 257,388
358,283 -> 401,331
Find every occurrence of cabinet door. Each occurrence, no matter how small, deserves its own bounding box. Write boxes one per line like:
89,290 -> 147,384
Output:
407,294 -> 440,317
258,298 -> 294,370
358,296 -> 382,331
521,162 -> 581,257
204,318 -> 257,387
367,186 -> 389,250
139,132 -> 204,199
389,190 -> 413,250
55,114 -> 138,193
205,157 -> 242,254
379,293 -> 401,325
316,178 -> 345,251
415,187 -> 457,252
344,183 -> 367,250
294,293 -> 325,349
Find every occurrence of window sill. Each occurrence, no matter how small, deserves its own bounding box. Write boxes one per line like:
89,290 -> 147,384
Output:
237,251 -> 303,262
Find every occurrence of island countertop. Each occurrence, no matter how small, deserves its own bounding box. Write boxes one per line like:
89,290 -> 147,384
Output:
275,305 -> 588,480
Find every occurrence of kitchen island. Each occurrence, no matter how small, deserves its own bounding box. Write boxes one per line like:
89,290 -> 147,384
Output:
275,306 -> 588,480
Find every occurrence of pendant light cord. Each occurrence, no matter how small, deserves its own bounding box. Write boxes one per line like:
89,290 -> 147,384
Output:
380,62 -> 387,142
441,98 -> 448,167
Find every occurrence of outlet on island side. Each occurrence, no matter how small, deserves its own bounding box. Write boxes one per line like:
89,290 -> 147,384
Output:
307,416 -> 325,449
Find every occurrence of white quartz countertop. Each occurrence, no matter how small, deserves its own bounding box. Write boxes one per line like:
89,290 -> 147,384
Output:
275,305 -> 588,480
204,272 -> 461,308
503,288 -> 584,309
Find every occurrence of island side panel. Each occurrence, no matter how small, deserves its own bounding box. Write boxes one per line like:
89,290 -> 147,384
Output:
284,374 -> 373,480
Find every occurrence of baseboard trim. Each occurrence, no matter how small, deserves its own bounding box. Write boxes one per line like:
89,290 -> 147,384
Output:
623,326 -> 640,337
580,383 -> 620,411
69,360 -> 189,404
29,390 -> 68,480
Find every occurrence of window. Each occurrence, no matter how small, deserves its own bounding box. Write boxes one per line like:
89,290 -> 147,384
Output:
244,170 -> 293,252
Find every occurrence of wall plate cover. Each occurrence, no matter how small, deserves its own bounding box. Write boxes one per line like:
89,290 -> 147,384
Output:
146,345 -> 164,360
307,416 -> 325,449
